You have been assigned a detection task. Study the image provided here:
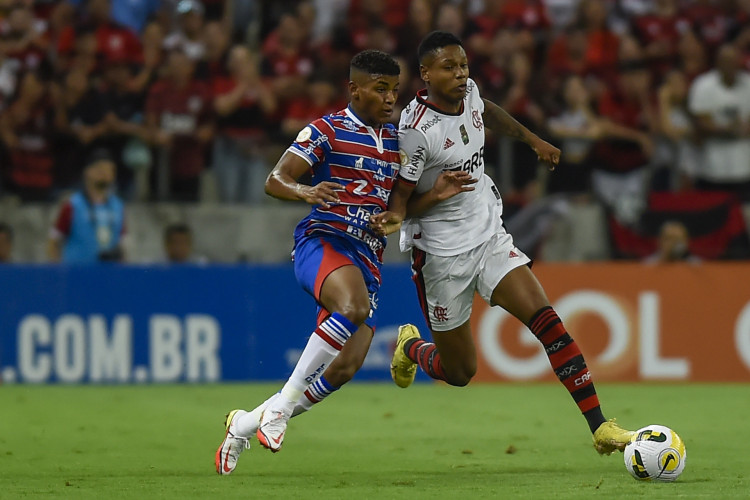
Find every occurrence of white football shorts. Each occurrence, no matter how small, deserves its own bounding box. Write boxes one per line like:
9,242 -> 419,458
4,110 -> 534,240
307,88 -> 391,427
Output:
410,230 -> 530,332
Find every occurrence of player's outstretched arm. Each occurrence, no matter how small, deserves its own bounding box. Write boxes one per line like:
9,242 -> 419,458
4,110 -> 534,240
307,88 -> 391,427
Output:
265,151 -> 341,208
406,170 -> 477,217
370,179 -> 414,236
481,98 -> 560,171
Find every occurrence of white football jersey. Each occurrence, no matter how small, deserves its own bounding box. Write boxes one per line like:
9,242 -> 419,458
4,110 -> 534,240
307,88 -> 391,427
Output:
398,78 -> 504,256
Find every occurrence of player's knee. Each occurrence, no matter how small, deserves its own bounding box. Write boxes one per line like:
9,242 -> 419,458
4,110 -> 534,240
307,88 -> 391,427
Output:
444,364 -> 476,387
335,301 -> 370,327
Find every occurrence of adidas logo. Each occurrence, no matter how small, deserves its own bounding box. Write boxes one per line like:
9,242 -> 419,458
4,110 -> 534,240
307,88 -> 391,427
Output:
509,250 -> 518,258
443,138 -> 455,150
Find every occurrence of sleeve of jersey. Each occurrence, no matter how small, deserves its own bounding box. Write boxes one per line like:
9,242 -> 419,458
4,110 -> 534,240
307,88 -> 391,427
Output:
287,118 -> 334,166
469,78 -> 485,113
397,128 -> 428,186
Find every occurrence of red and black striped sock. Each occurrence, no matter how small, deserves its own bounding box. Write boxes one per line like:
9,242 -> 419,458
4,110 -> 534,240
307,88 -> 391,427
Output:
529,306 -> 605,433
404,338 -> 446,381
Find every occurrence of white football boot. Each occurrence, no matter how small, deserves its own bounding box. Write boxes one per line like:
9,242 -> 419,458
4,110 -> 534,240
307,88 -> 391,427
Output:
215,409 -> 251,475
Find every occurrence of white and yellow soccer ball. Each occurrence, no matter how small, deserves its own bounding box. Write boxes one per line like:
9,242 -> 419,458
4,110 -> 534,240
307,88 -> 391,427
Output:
624,424 -> 686,482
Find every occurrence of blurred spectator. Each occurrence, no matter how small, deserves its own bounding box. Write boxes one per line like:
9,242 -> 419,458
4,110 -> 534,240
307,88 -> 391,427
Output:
642,220 -> 701,264
281,73 -> 344,140
629,0 -> 691,78
197,20 -> 230,81
676,29 -> 708,82
395,0 -> 433,66
129,21 -> 164,94
48,151 -> 126,263
574,0 -> 620,85
163,222 -> 205,263
0,221 -> 13,263
588,36 -> 655,223
163,0 -> 205,61
546,74 -> 599,195
0,2 -> 50,73
56,0 -> 142,71
66,0 -> 160,34
655,69 -> 698,191
261,12 -> 314,103
0,69 -> 56,201
146,48 -> 213,202
434,2 -> 467,38
97,56 -> 150,195
688,44 -> 750,201
53,66 -> 106,189
213,45 -> 277,204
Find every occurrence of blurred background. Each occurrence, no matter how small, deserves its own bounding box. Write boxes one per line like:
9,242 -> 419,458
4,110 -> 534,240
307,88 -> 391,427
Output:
0,0 -> 749,263
1,0 -> 750,385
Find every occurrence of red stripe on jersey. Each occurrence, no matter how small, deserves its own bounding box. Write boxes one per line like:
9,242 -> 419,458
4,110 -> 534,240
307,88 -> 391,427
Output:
397,175 -> 417,186
412,104 -> 428,128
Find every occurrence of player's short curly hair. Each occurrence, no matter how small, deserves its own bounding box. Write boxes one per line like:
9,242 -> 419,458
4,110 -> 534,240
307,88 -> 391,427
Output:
350,50 -> 400,76
417,31 -> 463,63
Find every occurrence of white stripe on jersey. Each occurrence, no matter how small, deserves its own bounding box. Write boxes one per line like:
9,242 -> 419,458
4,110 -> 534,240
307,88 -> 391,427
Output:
397,79 -> 505,257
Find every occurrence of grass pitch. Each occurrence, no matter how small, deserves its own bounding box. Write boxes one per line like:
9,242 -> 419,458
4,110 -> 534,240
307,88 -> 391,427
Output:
1,383 -> 748,499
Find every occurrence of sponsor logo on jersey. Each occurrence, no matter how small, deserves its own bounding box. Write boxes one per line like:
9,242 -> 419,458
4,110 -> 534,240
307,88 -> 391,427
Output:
509,250 -> 518,258
420,115 -> 441,133
302,134 -> 329,155
341,119 -> 360,131
296,126 -> 312,143
459,124 -> 469,145
443,137 -> 455,150
355,157 -> 364,169
472,109 -> 483,130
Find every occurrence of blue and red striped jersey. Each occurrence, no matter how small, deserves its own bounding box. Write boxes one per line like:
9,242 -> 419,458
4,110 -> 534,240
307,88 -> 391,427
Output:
288,106 -> 401,264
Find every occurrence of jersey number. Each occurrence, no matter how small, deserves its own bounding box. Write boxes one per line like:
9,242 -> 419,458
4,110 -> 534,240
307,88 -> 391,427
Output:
351,179 -> 369,195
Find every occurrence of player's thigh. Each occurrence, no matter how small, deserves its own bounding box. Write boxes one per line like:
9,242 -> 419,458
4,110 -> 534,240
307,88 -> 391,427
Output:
412,248 -> 476,332
490,265 -> 550,325
294,236 -> 371,317
318,264 -> 370,314
431,320 -> 476,373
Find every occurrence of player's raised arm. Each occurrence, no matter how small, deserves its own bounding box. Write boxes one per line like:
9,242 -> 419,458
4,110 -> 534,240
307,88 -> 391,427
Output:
265,151 -> 340,208
481,98 -> 560,170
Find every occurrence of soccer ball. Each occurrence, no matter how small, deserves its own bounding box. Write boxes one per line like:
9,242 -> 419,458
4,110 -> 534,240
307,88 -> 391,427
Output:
623,424 -> 686,482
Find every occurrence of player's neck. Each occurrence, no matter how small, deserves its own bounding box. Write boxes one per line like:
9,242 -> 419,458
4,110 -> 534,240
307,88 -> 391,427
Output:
425,90 -> 462,114
348,104 -> 380,128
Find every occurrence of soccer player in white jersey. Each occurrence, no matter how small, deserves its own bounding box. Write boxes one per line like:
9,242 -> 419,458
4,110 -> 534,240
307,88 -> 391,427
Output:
370,31 -> 635,455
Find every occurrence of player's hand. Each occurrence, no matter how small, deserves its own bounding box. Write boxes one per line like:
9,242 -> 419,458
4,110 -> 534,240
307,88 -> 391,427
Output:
370,211 -> 403,236
434,170 -> 478,201
297,181 -> 341,208
531,139 -> 560,171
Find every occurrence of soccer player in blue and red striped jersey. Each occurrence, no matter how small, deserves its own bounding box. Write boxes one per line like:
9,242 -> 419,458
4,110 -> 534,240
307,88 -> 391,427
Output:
216,49 -> 403,474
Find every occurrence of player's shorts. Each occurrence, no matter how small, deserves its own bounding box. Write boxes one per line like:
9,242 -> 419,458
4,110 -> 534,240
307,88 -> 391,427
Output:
293,232 -> 380,330
410,230 -> 530,332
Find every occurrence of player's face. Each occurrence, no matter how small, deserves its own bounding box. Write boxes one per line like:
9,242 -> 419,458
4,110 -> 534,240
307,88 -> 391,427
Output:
350,74 -> 400,126
421,45 -> 469,106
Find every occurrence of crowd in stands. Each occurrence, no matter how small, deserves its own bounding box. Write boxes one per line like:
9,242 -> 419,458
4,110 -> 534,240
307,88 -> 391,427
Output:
1,0 -> 750,260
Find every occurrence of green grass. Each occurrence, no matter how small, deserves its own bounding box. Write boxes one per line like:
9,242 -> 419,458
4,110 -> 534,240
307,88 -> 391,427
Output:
1,383 -> 748,499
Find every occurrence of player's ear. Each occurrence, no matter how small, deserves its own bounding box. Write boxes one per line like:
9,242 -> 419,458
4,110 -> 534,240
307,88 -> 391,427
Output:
419,65 -> 429,83
348,80 -> 358,100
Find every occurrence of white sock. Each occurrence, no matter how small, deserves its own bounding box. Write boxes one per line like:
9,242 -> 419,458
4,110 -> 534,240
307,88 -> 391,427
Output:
274,313 -> 356,413
233,376 -> 339,437
234,393 -> 278,437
